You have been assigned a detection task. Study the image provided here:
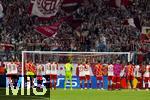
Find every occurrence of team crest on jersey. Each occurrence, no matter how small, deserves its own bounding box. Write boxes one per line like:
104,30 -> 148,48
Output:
37,0 -> 62,15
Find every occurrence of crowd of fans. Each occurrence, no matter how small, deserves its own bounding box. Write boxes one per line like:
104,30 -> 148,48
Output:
0,0 -> 149,62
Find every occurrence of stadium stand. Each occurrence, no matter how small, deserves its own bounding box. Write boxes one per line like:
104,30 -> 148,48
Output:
0,0 -> 149,62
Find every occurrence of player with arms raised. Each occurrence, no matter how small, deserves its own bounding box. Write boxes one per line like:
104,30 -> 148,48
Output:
64,58 -> 73,90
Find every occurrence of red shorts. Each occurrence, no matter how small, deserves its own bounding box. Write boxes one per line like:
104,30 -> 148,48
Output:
50,74 -> 57,80
137,77 -> 142,82
112,76 -> 120,83
7,74 -> 18,78
127,75 -> 134,80
37,75 -> 43,81
79,76 -> 85,80
96,76 -> 103,80
108,76 -> 113,81
144,77 -> 150,83
85,75 -> 90,80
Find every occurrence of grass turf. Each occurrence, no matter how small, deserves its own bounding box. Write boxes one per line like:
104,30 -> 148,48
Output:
0,88 -> 149,100
50,89 -> 150,100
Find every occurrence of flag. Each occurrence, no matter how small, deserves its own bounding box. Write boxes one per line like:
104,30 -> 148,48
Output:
115,0 -> 129,9
140,27 -> 150,43
30,0 -> 63,18
62,0 -> 83,13
115,0 -> 122,7
134,17 -> 142,32
28,0 -> 35,15
121,0 -> 129,6
0,3 -> 4,19
128,18 -> 136,27
127,17 -> 142,32
34,19 -> 63,37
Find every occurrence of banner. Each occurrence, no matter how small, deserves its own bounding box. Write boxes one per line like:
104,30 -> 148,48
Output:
34,19 -> 63,37
115,0 -> 129,9
121,0 -> 129,6
128,17 -> 141,32
30,0 -> 63,18
141,27 -> 150,43
29,0 -> 83,17
0,3 -> 4,19
62,0 -> 83,13
56,76 -> 108,89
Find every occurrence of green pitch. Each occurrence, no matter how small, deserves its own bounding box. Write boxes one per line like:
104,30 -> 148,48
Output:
0,88 -> 149,100
50,89 -> 150,100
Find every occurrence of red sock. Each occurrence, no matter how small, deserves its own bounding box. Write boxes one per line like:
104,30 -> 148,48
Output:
112,84 -> 115,90
137,78 -> 142,89
108,85 -> 110,89
50,81 -> 52,89
137,82 -> 140,89
108,85 -> 112,90
145,83 -> 148,89
115,83 -> 117,89
139,82 -> 143,89
116,83 -> 120,89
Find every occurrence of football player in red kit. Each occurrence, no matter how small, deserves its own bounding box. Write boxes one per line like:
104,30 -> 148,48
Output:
107,61 -> 114,90
113,60 -> 122,90
46,60 -> 58,90
76,61 -> 86,90
134,64 -> 142,90
84,60 -> 92,89
143,62 -> 150,91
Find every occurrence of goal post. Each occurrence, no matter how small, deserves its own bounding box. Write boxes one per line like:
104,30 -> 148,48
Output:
21,51 -> 132,88
21,51 -> 131,75
22,51 -> 131,65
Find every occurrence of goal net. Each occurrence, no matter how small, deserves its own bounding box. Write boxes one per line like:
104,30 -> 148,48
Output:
21,51 -> 131,76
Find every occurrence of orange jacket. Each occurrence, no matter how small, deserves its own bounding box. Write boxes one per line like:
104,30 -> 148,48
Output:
94,64 -> 103,77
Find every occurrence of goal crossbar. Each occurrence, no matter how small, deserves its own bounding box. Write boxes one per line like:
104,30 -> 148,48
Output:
21,51 -> 131,89
22,51 -> 130,55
